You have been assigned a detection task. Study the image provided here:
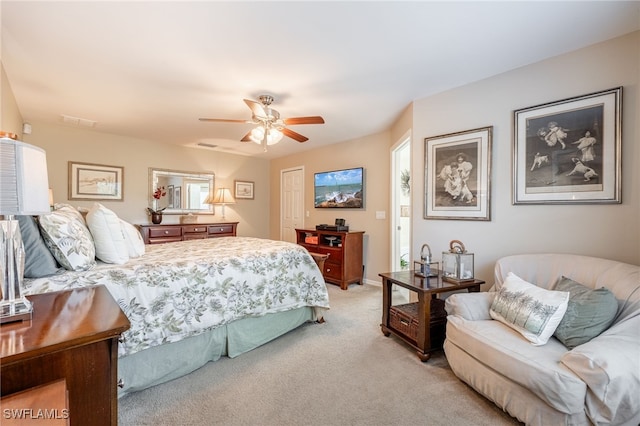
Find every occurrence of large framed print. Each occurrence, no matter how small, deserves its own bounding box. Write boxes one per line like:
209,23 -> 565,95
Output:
424,126 -> 492,221
513,87 -> 622,204
68,161 -> 123,201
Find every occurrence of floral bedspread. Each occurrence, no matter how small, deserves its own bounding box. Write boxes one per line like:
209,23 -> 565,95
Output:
24,237 -> 330,357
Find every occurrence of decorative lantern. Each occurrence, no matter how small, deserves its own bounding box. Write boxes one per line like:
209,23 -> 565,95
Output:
442,240 -> 474,283
414,243 -> 439,278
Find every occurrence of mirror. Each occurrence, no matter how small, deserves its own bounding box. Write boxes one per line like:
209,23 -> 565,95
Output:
149,168 -> 215,215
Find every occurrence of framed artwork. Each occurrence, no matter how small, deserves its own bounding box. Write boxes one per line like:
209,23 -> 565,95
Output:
424,126 -> 492,221
513,87 -> 622,204
234,180 -> 254,199
68,161 -> 123,201
174,186 -> 182,209
167,184 -> 175,208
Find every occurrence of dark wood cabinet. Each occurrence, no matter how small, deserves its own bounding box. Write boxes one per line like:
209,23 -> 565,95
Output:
0,286 -> 130,426
295,228 -> 364,290
138,222 -> 238,244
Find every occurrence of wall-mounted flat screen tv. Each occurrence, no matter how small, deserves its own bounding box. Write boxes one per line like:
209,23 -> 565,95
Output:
314,167 -> 364,208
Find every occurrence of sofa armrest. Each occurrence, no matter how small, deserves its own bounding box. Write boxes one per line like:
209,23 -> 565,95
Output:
561,315 -> 640,425
444,292 -> 495,321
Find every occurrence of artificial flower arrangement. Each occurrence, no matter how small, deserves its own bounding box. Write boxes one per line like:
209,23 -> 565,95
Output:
147,186 -> 167,215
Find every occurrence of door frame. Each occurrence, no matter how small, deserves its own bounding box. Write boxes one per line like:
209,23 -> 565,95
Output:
280,165 -> 305,241
391,130 -> 412,272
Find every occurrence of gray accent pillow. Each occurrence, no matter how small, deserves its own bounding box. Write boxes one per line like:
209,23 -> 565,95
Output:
553,276 -> 618,349
17,215 -> 61,278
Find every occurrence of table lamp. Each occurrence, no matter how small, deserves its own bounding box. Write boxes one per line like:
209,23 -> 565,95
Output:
205,188 -> 235,219
0,136 -> 51,323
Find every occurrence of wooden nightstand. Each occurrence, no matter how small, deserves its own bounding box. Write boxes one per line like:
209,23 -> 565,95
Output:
379,271 -> 483,361
0,286 -> 130,426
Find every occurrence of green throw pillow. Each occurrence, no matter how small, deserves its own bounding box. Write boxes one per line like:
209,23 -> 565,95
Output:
553,276 -> 618,349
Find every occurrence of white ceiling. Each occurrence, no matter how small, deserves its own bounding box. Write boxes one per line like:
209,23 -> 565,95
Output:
2,1 -> 638,159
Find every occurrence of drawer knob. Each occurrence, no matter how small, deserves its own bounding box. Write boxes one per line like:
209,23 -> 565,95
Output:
164,230 -> 169,234
220,228 -> 224,231
117,379 -> 125,388
195,228 -> 201,231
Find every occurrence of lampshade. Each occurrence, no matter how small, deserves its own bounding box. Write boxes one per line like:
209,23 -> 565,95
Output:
1,137 -> 50,323
249,126 -> 283,146
0,138 -> 51,215
211,188 -> 235,205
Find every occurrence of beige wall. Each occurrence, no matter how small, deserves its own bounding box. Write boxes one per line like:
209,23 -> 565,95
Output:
1,62 -> 24,136
270,131 -> 392,284
17,121 -> 271,237
4,32 -> 638,290
411,31 -> 640,287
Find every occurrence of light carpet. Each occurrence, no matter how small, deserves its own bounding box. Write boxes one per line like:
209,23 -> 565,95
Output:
118,283 -> 521,425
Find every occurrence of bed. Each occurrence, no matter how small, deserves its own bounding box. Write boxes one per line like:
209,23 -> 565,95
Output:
21,206 -> 330,397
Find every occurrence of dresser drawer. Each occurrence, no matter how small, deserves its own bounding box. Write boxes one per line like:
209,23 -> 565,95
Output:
138,222 -> 238,244
323,260 -> 343,280
208,224 -> 235,236
148,226 -> 182,238
183,234 -> 207,240
183,225 -> 208,235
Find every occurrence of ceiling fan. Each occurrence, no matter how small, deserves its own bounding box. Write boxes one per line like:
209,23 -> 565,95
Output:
199,95 -> 324,149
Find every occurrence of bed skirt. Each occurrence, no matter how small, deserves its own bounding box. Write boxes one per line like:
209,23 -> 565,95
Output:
118,306 -> 316,397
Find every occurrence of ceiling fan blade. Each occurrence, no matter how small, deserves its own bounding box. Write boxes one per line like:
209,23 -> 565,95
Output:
283,116 -> 325,125
240,131 -> 253,142
282,127 -> 309,143
244,99 -> 267,119
199,118 -> 252,123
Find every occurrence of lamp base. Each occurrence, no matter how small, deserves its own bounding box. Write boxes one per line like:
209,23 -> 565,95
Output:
0,297 -> 32,324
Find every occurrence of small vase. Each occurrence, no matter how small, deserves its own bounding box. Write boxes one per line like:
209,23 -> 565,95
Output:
151,213 -> 163,224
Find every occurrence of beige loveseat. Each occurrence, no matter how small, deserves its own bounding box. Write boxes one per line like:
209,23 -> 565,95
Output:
444,253 -> 640,425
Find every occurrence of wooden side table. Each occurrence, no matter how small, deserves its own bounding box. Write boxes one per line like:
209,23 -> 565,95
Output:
379,270 -> 483,361
0,286 -> 130,426
1,379 -> 69,425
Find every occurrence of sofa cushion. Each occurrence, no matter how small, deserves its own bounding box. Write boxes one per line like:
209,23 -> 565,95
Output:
17,215 -> 61,278
38,204 -> 96,271
86,203 -> 129,264
553,276 -> 618,349
446,315 -> 586,414
490,272 -> 569,345
561,315 -> 640,425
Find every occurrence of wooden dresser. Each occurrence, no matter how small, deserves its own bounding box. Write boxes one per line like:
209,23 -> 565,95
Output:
295,228 -> 364,290
0,286 -> 130,426
137,222 -> 238,244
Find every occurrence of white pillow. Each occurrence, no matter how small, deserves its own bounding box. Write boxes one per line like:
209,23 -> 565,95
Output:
86,203 -> 129,264
490,272 -> 569,345
39,204 -> 96,271
120,219 -> 145,258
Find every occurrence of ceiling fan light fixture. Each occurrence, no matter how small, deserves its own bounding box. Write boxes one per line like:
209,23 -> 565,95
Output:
250,126 -> 283,146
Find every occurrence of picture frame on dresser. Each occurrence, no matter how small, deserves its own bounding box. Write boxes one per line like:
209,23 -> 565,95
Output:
68,161 -> 124,201
513,87 -> 622,204
234,180 -> 254,199
424,126 -> 492,221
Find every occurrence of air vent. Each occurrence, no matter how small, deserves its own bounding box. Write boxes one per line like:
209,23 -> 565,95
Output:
60,114 -> 96,128
197,142 -> 218,149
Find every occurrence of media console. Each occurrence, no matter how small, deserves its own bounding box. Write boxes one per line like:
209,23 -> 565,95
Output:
295,228 -> 364,290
